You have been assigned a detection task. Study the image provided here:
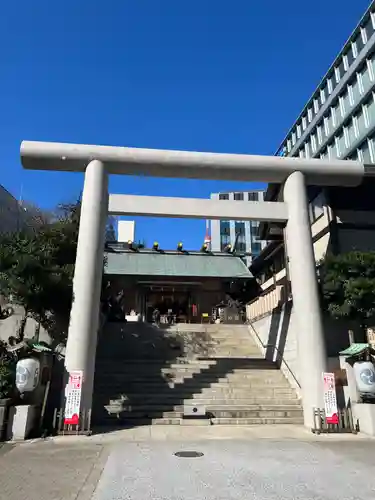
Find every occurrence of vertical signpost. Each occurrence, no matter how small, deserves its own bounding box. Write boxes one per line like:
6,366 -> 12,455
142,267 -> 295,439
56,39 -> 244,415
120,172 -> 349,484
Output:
323,372 -> 339,425
64,371 -> 83,426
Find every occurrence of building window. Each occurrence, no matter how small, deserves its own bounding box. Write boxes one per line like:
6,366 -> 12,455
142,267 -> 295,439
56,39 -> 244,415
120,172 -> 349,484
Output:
299,149 -> 305,158
328,141 -> 336,159
248,192 -> 258,201
335,60 -> 345,83
220,238 -> 230,251
367,93 -> 375,126
343,54 -> 349,71
251,242 -> 262,256
296,124 -> 302,138
292,131 -> 297,145
220,221 -> 231,250
219,193 -> 229,200
302,116 -> 307,130
346,46 -> 355,67
364,102 -> 370,128
311,133 -> 317,153
233,192 -> 244,201
370,52 -> 375,80
343,126 -> 349,148
220,221 -> 230,235
250,221 -> 260,240
363,17 -> 374,43
317,125 -> 323,145
324,116 -> 330,137
369,133 -> 375,161
332,102 -> 341,127
350,76 -> 361,105
307,107 -> 313,122
347,119 -> 356,146
328,110 -> 334,135
309,192 -> 325,222
341,90 -> 350,117
360,62 -> 372,94
320,85 -> 328,104
354,32 -> 365,55
237,242 -> 246,253
353,115 -> 359,139
313,99 -> 319,114
360,139 -> 371,163
305,142 -> 311,158
327,77 -> 333,94
348,150 -> 359,161
287,139 -> 292,152
336,131 -> 346,157
357,107 -> 366,137
235,221 -> 245,235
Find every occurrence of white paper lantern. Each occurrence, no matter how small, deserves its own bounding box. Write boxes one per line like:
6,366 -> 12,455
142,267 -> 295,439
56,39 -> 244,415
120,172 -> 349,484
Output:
16,358 -> 40,393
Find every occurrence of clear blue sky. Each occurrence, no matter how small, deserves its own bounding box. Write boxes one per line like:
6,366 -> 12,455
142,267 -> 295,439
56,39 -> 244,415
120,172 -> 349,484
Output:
0,0 -> 370,249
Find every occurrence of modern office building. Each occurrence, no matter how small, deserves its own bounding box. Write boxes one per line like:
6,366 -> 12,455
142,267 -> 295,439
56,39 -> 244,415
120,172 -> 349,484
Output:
259,0 -> 375,246
0,184 -> 41,234
258,0 -> 375,282
246,1 -> 375,409
210,190 -> 267,266
276,1 -> 375,165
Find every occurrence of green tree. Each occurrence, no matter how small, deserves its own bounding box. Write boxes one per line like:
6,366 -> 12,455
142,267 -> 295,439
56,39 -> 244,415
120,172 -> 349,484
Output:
0,201 -> 80,344
319,251 -> 375,331
0,199 -> 111,346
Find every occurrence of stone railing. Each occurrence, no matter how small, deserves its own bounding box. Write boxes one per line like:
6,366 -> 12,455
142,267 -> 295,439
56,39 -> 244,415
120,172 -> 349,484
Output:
246,284 -> 288,321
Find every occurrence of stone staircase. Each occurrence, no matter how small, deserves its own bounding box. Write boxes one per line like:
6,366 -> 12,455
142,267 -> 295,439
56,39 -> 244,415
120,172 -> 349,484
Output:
92,323 -> 303,426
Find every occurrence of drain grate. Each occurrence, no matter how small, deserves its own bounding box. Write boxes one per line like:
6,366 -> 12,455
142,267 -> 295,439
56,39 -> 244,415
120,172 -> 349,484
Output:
174,451 -> 204,458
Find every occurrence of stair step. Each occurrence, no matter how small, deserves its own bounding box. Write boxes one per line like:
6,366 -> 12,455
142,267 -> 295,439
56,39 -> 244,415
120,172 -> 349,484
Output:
94,397 -> 299,406
100,403 -> 302,412
95,390 -> 298,398
94,367 -> 277,375
93,416 -> 304,425
96,357 -> 267,363
97,358 -> 265,364
93,324 -> 300,426
98,409 -> 303,419
94,382 -> 292,390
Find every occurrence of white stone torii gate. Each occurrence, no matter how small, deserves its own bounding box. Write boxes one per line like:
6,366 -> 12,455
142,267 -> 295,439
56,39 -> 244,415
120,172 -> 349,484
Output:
21,141 -> 365,428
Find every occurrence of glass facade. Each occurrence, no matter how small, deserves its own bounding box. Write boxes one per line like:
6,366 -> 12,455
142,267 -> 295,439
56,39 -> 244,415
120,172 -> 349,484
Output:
211,191 -> 266,265
276,4 -> 375,166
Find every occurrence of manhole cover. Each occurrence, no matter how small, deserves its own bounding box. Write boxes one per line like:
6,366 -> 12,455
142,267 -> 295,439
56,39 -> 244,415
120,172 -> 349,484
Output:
174,451 -> 204,458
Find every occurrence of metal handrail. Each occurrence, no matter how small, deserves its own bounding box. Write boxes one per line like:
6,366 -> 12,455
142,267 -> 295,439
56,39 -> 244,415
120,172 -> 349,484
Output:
245,319 -> 301,389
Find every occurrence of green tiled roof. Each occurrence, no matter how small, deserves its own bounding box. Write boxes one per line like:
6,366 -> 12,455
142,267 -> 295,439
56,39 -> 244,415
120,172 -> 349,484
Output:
339,343 -> 373,356
105,251 -> 253,279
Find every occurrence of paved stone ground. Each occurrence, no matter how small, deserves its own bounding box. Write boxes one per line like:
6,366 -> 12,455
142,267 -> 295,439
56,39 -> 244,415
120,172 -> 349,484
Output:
93,439 -> 375,500
0,440 -> 108,500
1,427 -> 375,499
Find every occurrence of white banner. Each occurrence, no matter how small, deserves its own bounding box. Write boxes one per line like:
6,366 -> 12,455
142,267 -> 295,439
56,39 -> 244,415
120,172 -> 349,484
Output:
322,372 -> 338,424
64,371 -> 83,425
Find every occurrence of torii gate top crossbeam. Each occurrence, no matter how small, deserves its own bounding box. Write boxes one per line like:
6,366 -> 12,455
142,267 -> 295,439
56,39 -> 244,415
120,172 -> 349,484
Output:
108,194 -> 288,222
20,141 -> 364,186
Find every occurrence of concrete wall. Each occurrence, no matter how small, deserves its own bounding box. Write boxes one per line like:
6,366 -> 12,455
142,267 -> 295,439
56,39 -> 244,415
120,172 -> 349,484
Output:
248,302 -> 301,395
0,302 -> 51,344
248,300 -> 365,403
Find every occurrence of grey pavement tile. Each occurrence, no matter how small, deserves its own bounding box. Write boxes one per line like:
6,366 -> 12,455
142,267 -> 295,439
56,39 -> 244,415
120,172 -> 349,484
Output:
92,439 -> 375,500
0,441 -> 109,500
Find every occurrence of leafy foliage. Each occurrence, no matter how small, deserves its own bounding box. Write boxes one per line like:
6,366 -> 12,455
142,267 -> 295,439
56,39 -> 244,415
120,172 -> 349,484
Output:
0,202 -> 80,343
319,251 -> 375,326
0,341 -> 16,400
